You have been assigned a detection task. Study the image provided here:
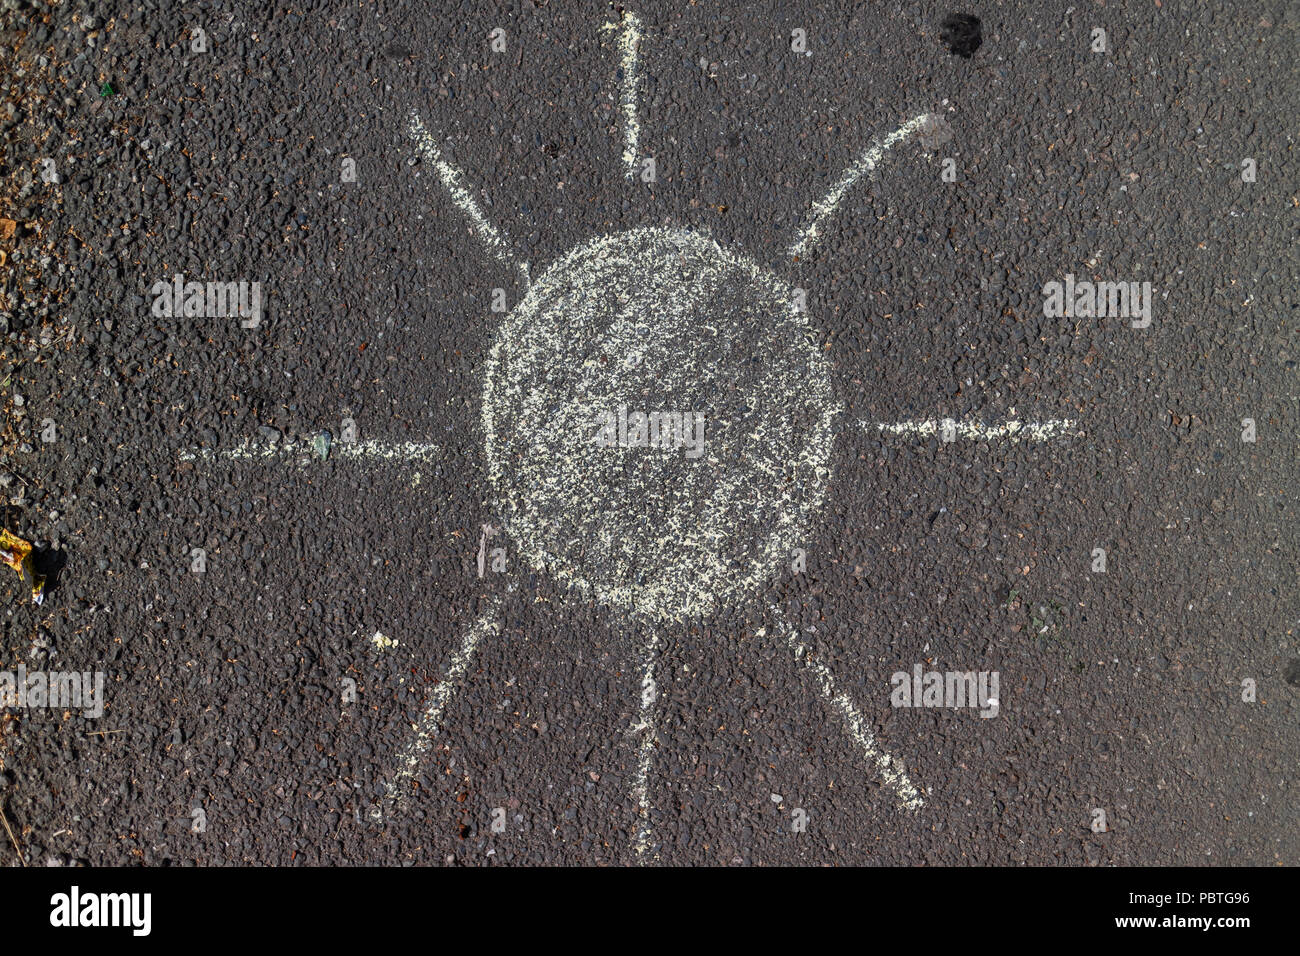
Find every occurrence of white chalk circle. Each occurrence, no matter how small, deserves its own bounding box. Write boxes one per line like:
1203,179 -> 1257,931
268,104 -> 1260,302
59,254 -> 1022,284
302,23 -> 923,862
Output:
482,227 -> 839,620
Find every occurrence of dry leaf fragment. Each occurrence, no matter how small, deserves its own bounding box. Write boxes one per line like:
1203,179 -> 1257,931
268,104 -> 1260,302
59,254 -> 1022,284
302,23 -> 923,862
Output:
0,529 -> 46,604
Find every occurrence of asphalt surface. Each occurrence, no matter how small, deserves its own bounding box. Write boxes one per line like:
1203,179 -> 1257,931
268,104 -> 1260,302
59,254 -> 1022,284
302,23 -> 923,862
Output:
0,0 -> 1296,866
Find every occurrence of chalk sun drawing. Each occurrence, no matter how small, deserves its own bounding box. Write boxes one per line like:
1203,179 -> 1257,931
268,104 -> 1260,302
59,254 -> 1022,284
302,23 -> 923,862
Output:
183,11 -> 1082,860
373,15 -> 1082,855
373,10 -> 958,856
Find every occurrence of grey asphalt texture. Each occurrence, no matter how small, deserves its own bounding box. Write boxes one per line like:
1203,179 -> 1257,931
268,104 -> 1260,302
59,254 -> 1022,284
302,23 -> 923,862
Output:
0,0 -> 1296,866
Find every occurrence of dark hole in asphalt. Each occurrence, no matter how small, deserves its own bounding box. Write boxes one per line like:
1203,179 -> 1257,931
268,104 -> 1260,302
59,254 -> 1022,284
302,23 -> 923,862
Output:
940,13 -> 983,58
1284,659 -> 1300,687
31,547 -> 67,597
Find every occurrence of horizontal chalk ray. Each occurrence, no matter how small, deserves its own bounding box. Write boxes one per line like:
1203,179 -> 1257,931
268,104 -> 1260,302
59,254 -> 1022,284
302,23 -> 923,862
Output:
370,595 -> 505,822
177,416 -> 1074,473
771,611 -> 924,810
866,418 -> 1080,443
788,113 -> 936,259
178,438 -> 442,466
407,112 -> 531,286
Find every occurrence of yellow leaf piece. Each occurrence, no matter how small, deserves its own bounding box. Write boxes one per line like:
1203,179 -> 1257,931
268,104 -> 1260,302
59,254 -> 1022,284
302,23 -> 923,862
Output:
0,529 -> 45,605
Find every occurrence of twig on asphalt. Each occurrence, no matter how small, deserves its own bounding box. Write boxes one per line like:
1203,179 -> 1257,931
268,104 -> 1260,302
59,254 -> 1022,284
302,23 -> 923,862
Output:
0,802 -> 25,867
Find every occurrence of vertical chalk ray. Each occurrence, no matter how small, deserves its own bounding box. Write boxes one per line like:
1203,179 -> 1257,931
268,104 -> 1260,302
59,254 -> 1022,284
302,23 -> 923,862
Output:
407,112 -> 531,285
370,594 -> 505,822
629,623 -> 662,860
772,610 -> 924,810
602,14 -> 643,178
787,113 -> 936,259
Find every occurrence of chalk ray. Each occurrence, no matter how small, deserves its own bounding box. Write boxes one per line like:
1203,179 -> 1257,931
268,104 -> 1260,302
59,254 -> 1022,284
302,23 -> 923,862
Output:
629,621 -> 662,861
867,418 -> 1081,443
614,14 -> 644,179
773,609 -> 924,810
787,113 -> 936,259
407,112 -> 531,286
370,595 -> 505,822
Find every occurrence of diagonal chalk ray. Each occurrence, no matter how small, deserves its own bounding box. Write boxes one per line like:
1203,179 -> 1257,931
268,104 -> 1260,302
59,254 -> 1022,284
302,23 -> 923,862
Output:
772,611 -> 924,810
407,112 -> 531,286
788,113 -> 936,259
371,595 -> 505,822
